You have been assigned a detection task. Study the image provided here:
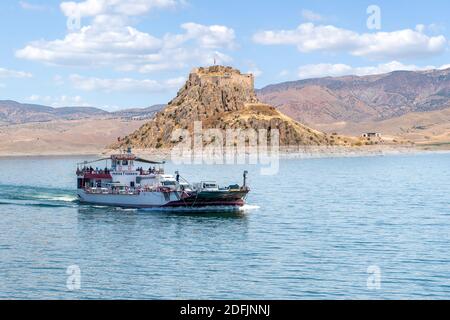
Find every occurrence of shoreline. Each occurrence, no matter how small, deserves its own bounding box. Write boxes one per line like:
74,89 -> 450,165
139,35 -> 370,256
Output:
1,144 -> 449,160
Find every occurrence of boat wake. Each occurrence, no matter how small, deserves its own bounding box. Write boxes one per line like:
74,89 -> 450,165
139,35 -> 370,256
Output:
0,184 -> 78,208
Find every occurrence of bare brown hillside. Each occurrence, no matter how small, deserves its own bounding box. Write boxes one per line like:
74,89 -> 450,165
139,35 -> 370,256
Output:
0,118 -> 147,156
257,68 -> 450,143
258,68 -> 450,123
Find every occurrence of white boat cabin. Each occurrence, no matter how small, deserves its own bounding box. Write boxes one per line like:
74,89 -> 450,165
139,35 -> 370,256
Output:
76,151 -> 176,191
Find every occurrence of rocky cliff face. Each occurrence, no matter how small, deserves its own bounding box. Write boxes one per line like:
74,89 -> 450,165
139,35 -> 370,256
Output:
113,66 -> 351,149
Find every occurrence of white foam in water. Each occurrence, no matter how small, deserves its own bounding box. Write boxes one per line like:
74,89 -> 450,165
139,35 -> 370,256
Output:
115,207 -> 138,212
49,195 -> 78,202
92,205 -> 110,209
32,193 -> 77,202
239,204 -> 260,211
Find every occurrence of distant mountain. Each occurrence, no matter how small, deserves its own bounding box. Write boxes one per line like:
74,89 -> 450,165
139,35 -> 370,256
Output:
0,100 -> 165,124
112,104 -> 166,120
257,68 -> 450,126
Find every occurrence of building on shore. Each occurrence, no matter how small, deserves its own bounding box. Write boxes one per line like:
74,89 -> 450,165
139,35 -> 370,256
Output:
362,132 -> 381,138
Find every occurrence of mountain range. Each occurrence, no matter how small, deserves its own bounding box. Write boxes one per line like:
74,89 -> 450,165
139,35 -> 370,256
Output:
257,68 -> 450,144
0,100 -> 165,125
4,67 -> 450,129
258,68 -> 450,124
2,66 -> 450,155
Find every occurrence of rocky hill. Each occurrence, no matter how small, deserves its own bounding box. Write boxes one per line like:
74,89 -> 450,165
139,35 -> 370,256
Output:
113,66 -> 354,150
257,68 -> 450,125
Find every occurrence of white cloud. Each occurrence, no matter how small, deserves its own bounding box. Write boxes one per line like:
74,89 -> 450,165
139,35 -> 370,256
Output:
17,1 -> 235,73
27,94 -> 40,101
26,94 -> 89,107
17,25 -> 162,65
296,61 -> 448,79
415,23 -> 446,35
53,75 -> 65,85
298,63 -> 353,79
0,67 -> 32,78
301,9 -> 324,22
60,0 -> 179,18
247,67 -> 262,78
245,62 -> 262,78
19,1 -> 50,11
177,23 -> 236,49
278,69 -> 290,78
69,74 -> 186,92
253,22 -> 447,59
16,20 -> 235,73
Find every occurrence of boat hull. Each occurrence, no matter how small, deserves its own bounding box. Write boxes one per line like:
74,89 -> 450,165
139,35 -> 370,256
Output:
77,189 -> 248,210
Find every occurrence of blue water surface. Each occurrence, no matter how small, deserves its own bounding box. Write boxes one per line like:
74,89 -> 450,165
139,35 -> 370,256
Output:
0,153 -> 449,299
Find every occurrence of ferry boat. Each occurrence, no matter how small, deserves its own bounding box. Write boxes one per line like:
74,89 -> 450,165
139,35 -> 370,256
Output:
76,149 -> 249,211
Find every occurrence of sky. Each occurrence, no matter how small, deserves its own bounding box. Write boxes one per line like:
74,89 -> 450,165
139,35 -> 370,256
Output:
0,0 -> 450,110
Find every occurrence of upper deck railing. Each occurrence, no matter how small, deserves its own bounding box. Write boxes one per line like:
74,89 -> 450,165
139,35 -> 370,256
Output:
76,167 -> 165,177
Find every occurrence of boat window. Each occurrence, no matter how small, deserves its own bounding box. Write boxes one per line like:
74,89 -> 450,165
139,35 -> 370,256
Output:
163,181 -> 176,186
122,160 -> 128,166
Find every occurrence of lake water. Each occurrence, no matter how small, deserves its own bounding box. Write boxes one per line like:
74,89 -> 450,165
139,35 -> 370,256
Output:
0,153 -> 449,299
